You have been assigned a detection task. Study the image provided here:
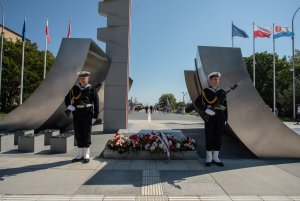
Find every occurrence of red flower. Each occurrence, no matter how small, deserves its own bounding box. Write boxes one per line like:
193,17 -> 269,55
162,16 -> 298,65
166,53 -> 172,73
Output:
169,144 -> 176,151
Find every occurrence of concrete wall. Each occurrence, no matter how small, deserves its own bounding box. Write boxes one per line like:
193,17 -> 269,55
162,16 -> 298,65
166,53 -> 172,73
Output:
98,0 -> 131,132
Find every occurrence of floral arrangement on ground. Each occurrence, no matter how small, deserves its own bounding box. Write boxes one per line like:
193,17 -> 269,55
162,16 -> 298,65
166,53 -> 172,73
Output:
107,131 -> 197,154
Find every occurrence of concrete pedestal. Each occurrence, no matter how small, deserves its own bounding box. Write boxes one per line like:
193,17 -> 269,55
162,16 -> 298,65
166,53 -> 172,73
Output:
13,130 -> 35,145
18,134 -> 45,153
103,147 -> 198,160
0,133 -> 14,152
50,134 -> 74,153
40,130 -> 60,145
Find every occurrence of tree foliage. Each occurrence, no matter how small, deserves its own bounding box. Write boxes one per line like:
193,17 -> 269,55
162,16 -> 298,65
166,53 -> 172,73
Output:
176,101 -> 187,109
158,93 -> 177,109
1,39 -> 55,112
244,50 -> 300,117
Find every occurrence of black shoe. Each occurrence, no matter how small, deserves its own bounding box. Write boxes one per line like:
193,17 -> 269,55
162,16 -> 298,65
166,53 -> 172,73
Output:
83,158 -> 90,163
72,158 -> 83,163
212,160 -> 224,167
205,161 -> 212,166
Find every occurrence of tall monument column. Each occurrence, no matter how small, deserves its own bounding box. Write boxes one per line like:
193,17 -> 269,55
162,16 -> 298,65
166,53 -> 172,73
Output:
98,0 -> 131,132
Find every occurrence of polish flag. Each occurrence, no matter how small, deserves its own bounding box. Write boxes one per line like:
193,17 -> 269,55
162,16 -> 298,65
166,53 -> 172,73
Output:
46,18 -> 50,44
254,24 -> 272,38
67,17 -> 71,38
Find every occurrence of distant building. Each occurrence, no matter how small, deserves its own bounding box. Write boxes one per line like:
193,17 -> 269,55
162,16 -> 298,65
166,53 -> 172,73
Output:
0,24 -> 29,43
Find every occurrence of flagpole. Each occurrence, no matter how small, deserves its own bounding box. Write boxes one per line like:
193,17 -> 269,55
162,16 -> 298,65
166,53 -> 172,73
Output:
292,7 -> 300,119
253,22 -> 256,86
232,21 -> 234,47
43,17 -> 48,79
273,23 -> 276,115
20,40 -> 25,105
0,1 -> 4,104
20,16 -> 26,105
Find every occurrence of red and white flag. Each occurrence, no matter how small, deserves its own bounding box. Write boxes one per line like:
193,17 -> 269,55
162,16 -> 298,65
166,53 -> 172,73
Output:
67,17 -> 72,38
254,24 -> 272,38
46,18 -> 50,44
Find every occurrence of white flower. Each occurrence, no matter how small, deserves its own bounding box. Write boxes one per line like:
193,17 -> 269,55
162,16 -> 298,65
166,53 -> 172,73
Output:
169,140 -> 172,145
145,144 -> 150,150
176,143 -> 181,149
159,143 -> 164,149
150,145 -> 156,151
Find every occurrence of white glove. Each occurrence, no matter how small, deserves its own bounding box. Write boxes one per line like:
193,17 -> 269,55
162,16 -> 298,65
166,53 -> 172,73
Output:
225,121 -> 227,125
67,105 -> 75,111
92,118 -> 96,124
205,108 -> 215,116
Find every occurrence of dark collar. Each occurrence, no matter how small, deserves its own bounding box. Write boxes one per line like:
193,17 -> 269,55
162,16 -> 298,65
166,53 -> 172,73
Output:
76,83 -> 91,90
208,86 -> 220,93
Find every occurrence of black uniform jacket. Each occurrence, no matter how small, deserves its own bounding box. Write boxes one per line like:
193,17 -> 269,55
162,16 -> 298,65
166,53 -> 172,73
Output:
195,86 -> 228,121
64,83 -> 99,119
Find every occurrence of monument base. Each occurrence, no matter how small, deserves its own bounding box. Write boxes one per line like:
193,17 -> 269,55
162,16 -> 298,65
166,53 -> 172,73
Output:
103,129 -> 199,160
103,147 -> 198,160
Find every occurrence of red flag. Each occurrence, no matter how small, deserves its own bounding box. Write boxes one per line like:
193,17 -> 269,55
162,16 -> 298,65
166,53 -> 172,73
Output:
67,17 -> 71,38
254,24 -> 272,38
46,18 -> 50,44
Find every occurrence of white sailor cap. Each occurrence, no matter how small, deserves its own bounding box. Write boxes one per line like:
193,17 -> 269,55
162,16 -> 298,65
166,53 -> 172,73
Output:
208,72 -> 221,79
77,71 -> 90,77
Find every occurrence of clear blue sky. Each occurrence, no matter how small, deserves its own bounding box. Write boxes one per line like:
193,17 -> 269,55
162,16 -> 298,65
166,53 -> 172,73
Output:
2,0 -> 300,105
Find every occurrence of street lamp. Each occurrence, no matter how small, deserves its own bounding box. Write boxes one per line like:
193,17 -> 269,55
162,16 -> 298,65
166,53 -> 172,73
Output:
0,1 -> 4,108
292,6 -> 300,119
181,92 -> 187,103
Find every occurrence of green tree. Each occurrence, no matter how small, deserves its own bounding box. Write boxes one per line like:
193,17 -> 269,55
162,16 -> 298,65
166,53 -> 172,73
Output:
158,93 -> 176,109
288,49 -> 300,112
185,102 -> 195,113
1,38 -> 55,112
244,51 -> 294,116
176,101 -> 187,109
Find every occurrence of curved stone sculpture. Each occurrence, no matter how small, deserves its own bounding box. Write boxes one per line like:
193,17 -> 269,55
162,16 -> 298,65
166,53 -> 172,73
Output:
185,46 -> 300,158
0,38 -> 110,132
184,71 -> 201,111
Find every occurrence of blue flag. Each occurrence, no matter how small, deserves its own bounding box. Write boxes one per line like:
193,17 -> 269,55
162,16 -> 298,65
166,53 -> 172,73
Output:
22,18 -> 26,42
232,24 -> 249,38
273,26 -> 294,39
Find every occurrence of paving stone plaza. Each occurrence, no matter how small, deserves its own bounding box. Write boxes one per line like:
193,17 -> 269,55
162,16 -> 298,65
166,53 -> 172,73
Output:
0,112 -> 300,201
0,1 -> 299,200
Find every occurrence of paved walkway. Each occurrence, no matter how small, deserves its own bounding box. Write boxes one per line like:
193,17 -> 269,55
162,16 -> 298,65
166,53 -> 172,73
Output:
1,156 -> 300,200
0,112 -> 300,200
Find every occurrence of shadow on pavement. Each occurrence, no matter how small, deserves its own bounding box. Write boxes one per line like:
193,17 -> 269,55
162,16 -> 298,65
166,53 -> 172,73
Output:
0,160 -> 71,181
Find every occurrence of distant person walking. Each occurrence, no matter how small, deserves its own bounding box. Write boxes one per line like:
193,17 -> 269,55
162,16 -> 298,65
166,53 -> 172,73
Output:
145,106 -> 149,113
195,72 -> 227,167
150,105 -> 153,113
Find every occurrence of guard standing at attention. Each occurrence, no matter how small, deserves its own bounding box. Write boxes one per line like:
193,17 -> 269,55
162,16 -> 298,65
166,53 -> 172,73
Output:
195,72 -> 228,167
64,71 -> 99,163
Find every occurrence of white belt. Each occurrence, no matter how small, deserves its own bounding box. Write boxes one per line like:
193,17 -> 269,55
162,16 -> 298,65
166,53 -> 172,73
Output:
76,104 -> 93,108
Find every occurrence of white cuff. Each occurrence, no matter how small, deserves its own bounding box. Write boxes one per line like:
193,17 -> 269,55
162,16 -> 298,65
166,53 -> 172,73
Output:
92,118 -> 96,124
205,108 -> 215,116
67,105 -> 75,111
